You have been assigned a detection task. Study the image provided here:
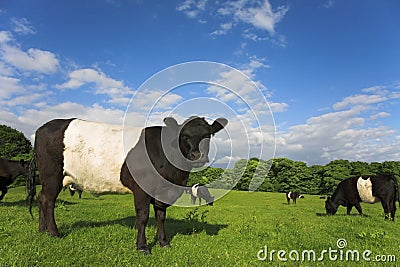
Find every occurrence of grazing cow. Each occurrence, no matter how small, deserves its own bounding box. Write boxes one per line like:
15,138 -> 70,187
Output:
286,192 -> 304,204
63,183 -> 83,198
190,183 -> 214,206
27,116 -> 227,253
325,174 -> 399,220
0,158 -> 29,201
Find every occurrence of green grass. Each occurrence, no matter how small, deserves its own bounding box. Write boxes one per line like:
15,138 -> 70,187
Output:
0,187 -> 399,266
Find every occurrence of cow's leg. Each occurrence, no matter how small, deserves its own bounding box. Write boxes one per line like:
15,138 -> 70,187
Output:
154,205 -> 169,247
354,203 -> 363,215
287,198 -> 290,205
191,194 -> 196,204
199,197 -> 202,206
38,182 -> 62,237
0,183 -> 7,201
134,190 -> 151,253
346,205 -> 353,215
390,196 -> 396,221
38,191 -> 47,232
389,201 -> 395,221
293,198 -> 297,204
381,201 -> 391,220
36,159 -> 63,237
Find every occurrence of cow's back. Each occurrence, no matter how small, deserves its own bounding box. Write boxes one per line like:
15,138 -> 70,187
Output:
0,158 -> 8,178
62,119 -> 143,194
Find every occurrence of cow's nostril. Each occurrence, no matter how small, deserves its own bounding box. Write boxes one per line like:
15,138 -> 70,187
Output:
189,151 -> 201,161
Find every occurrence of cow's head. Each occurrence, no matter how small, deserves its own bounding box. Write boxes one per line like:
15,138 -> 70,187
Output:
19,159 -> 30,177
206,196 -> 214,206
164,116 -> 228,168
325,196 -> 338,215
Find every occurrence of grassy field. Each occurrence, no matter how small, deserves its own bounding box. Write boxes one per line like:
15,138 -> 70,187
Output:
0,186 -> 399,266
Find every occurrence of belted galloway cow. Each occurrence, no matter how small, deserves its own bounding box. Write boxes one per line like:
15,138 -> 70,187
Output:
27,116 -> 227,253
325,174 -> 399,220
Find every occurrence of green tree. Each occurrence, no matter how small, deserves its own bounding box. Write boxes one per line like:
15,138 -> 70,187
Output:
320,160 -> 352,194
0,124 -> 33,187
0,124 -> 32,160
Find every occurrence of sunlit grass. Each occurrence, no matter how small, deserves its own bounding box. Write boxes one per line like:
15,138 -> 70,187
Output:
0,187 -> 398,266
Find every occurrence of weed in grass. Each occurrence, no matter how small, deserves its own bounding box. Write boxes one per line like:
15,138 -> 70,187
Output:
183,207 -> 209,234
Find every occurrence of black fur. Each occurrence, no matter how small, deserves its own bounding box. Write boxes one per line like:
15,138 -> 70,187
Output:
0,158 -> 29,201
325,174 -> 399,221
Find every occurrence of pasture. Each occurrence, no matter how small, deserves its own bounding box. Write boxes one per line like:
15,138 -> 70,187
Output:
0,186 -> 399,266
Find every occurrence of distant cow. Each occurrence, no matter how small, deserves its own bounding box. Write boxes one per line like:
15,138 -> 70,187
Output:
325,175 -> 399,220
286,192 -> 304,204
0,158 -> 29,201
190,183 -> 214,206
28,116 -> 227,253
63,183 -> 83,198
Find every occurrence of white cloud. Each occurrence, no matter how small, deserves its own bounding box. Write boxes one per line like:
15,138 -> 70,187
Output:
0,75 -> 24,99
130,89 -> 183,111
0,102 -> 130,142
333,94 -> 387,110
211,22 -> 233,36
176,0 -> 208,18
11,17 -> 36,35
324,0 -> 335,9
0,31 -> 13,43
56,68 -> 133,106
3,93 -> 43,107
369,112 -> 390,120
177,0 -> 288,43
1,45 -> 59,74
217,0 -> 288,35
276,86 -> 400,164
269,102 -> 288,113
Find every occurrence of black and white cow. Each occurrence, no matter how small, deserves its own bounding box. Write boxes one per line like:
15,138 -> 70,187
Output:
190,183 -> 214,206
28,116 -> 227,253
325,174 -> 399,220
0,158 -> 30,201
63,183 -> 83,198
286,192 -> 304,204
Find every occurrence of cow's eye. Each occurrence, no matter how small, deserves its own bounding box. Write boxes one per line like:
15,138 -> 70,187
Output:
180,135 -> 189,141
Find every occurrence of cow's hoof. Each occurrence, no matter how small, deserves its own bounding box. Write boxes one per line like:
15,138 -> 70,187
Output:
160,242 -> 171,248
48,231 -> 61,238
137,246 -> 151,255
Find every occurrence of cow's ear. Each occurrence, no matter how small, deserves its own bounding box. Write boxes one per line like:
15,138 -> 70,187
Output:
164,117 -> 180,130
211,118 -> 228,134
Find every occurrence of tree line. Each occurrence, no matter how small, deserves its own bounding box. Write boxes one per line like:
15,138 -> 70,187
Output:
189,158 -> 400,195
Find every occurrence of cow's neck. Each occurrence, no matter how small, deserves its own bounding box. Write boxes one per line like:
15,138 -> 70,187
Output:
8,161 -> 27,180
331,189 -> 346,206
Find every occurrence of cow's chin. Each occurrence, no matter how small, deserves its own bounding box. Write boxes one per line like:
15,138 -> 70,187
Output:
191,161 -> 208,168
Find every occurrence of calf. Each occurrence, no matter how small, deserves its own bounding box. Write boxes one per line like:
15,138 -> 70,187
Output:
0,158 -> 29,200
28,116 -> 227,253
286,192 -> 304,204
325,174 -> 399,220
190,183 -> 214,206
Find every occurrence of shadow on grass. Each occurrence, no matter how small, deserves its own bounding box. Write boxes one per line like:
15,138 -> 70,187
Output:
316,212 -> 370,217
0,199 -> 78,208
0,199 -> 29,207
67,215 -> 228,250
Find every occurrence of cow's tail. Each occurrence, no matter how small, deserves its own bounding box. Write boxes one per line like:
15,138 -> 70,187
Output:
390,175 -> 400,208
26,152 -> 37,218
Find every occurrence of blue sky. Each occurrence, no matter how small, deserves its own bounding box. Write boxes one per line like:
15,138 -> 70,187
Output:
0,0 -> 399,166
